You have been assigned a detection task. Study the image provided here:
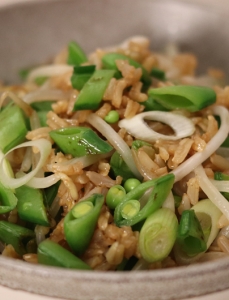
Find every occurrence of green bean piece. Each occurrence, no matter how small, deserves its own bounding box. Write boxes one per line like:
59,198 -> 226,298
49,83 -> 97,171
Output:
214,171 -> 229,201
15,185 -> 49,226
174,195 -> 182,208
0,221 -> 35,255
31,101 -> 55,112
131,140 -> 153,151
0,181 -> 18,214
0,104 -> 28,153
67,41 -> 88,66
38,240 -> 91,270
148,85 -> 216,112
142,95 -> 169,112
214,172 -> 229,181
102,53 -> 151,89
124,178 -> 141,193
176,210 -> 207,257
36,111 -> 48,127
64,193 -> 104,255
49,126 -> 113,157
73,69 -> 116,110
71,65 -> 96,90
110,151 -> 135,182
43,179 -> 61,208
106,185 -> 126,210
150,67 -> 166,81
139,208 -> 178,263
114,173 -> 175,227
104,110 -> 119,124
34,76 -> 48,86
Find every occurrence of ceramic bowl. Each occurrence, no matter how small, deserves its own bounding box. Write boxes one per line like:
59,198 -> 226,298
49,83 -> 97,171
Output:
0,0 -> 229,299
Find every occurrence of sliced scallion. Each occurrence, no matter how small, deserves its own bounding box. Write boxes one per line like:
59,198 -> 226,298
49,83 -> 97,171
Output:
139,208 -> 178,263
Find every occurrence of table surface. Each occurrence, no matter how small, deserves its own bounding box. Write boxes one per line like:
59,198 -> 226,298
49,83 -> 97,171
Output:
1,0 -> 229,299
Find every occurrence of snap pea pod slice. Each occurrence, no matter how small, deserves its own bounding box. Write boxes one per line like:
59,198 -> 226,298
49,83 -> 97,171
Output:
148,85 -> 216,112
38,240 -> 91,270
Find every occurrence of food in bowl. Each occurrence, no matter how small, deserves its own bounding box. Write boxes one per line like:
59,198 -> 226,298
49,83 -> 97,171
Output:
0,36 -> 229,271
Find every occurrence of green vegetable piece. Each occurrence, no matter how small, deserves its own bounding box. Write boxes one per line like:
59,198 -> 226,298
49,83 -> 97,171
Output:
0,104 -> 28,153
124,178 -> 141,193
49,126 -> 113,157
31,101 -> 55,112
151,67 -> 166,81
16,185 -> 49,226
19,68 -> 30,80
148,85 -> 216,112
0,181 -> 17,214
110,151 -> 135,182
176,210 -> 207,257
131,140 -> 153,151
37,111 -> 48,127
114,173 -> 175,227
102,53 -> 151,88
121,200 -> 140,219
71,65 -> 96,90
106,185 -> 126,210
214,171 -> 229,181
34,76 -> 48,86
104,110 -> 119,124
139,208 -> 178,263
64,193 -> 104,255
38,240 -> 91,270
67,41 -> 87,66
221,137 -> 229,148
0,221 -> 35,255
174,195 -> 182,208
214,171 -> 229,201
43,179 -> 61,208
142,95 -> 169,112
73,69 -> 116,110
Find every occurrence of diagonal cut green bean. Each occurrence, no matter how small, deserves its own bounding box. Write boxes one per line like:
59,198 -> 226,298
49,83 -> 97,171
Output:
0,104 -> 28,153
0,181 -> 17,214
38,240 -> 91,270
148,85 -> 216,112
64,193 -> 104,255
102,52 -> 151,89
73,69 -> 116,110
0,221 -> 35,255
16,185 -> 49,226
49,126 -> 113,157
67,41 -> 88,66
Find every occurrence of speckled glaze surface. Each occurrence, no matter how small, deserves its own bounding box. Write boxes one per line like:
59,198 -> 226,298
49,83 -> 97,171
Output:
1,0 -> 229,299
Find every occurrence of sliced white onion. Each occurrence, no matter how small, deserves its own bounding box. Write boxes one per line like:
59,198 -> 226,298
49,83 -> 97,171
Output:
195,165 -> 229,221
23,89 -> 70,104
118,111 -> 195,142
0,139 -> 52,189
172,106 -> 229,182
0,91 -> 33,117
86,113 -> 142,180
27,65 -> 73,82
18,173 -> 59,189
